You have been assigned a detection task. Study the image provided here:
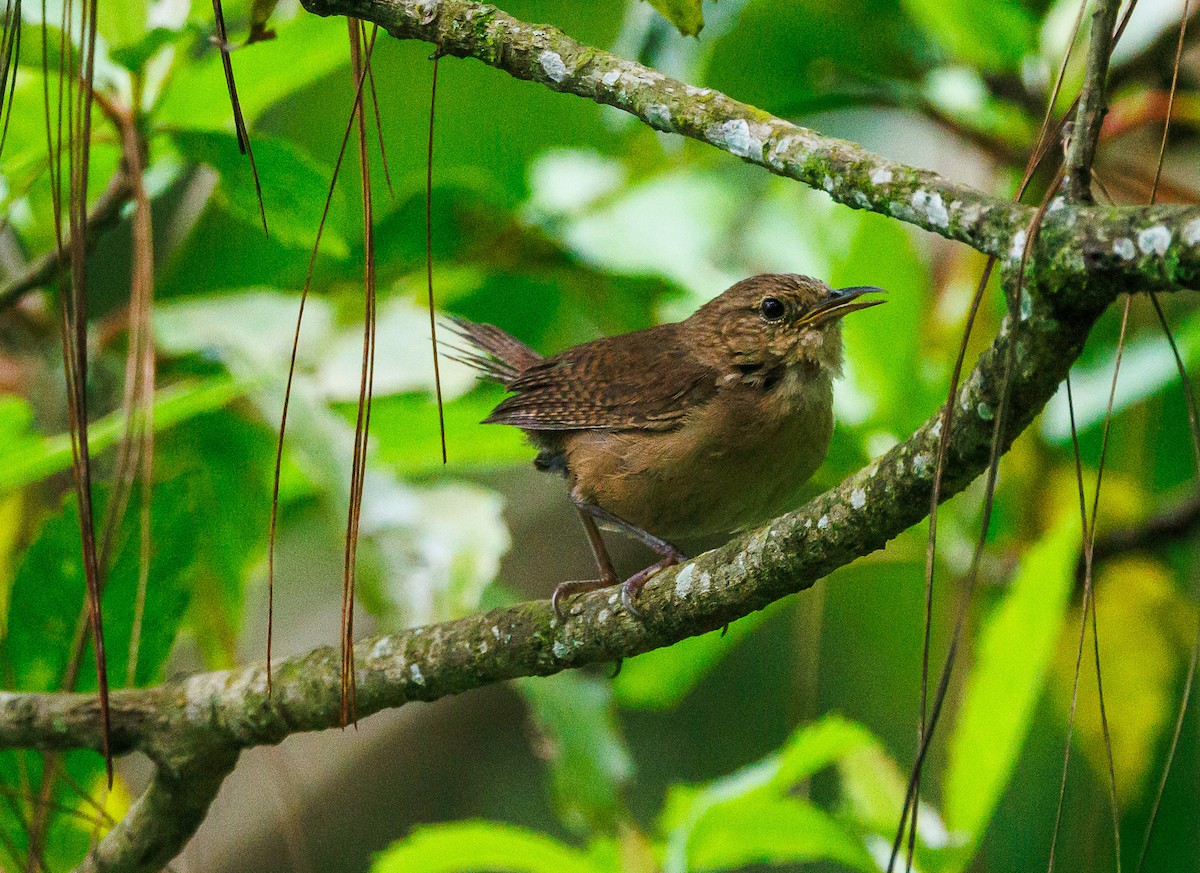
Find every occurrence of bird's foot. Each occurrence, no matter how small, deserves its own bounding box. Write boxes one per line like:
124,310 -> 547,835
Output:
554,545 -> 687,620
552,579 -> 606,620
620,549 -> 686,618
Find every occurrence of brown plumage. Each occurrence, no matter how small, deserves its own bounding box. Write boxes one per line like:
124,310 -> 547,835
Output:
448,273 -> 883,617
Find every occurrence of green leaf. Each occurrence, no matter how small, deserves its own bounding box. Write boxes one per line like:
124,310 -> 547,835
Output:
3,480 -> 199,692
167,129 -> 348,254
15,21 -> 81,73
613,608 -> 768,710
96,0 -> 148,53
661,715 -> 883,872
646,0 -> 705,37
901,0 -> 1036,71
0,377 -> 244,496
834,739 -> 955,870
771,715 -> 881,789
704,0 -> 932,116
830,212 -> 932,434
363,386 -> 532,476
110,25 -> 195,72
516,672 -> 635,834
157,410 -> 274,669
1042,309 -> 1200,442
0,480 -> 196,871
0,748 -> 128,870
943,512 -> 1080,857
155,11 -> 352,130
372,821 -> 609,873
687,795 -> 875,872
1051,556 -> 1198,805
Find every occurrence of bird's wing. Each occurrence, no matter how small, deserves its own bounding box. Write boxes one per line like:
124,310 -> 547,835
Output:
484,325 -> 720,431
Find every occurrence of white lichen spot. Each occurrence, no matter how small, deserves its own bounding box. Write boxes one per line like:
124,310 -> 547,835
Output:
804,518 -> 813,528
601,69 -> 621,87
911,190 -> 949,228
1138,225 -> 1172,256
1008,228 -> 1028,262
646,103 -> 672,130
912,453 -> 932,476
851,488 -> 867,510
698,572 -> 712,593
538,50 -> 568,83
1047,196 -> 1066,212
870,167 -> 893,186
685,84 -> 712,97
823,175 -> 835,192
409,663 -> 425,685
183,673 -> 225,724
598,608 -> 610,623
930,417 -> 943,439
709,119 -> 763,160
491,625 -> 501,639
853,191 -> 869,207
675,563 -> 695,598
1183,217 -> 1200,247
1112,238 -> 1136,261
478,641 -> 489,654
552,640 -> 570,659
977,401 -> 994,421
817,515 -> 830,530
1019,293 -> 1033,322
767,135 -> 796,167
416,0 -> 438,24
609,592 -> 620,605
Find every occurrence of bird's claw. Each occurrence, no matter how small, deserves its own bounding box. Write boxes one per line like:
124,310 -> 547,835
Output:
552,580 -> 603,620
619,551 -> 685,618
555,550 -> 685,620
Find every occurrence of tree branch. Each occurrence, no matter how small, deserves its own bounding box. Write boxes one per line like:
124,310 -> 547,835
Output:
1065,0 -> 1123,201
304,0 -> 1035,252
1092,493 -> 1200,564
292,0 -> 1200,289
0,170 -> 132,312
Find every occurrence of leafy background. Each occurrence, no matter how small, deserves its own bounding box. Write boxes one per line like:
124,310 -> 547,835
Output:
1,0 -> 1199,870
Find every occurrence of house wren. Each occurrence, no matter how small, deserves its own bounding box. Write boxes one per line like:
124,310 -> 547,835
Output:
448,273 -> 883,618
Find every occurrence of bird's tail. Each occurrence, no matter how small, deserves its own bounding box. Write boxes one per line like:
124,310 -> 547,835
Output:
442,316 -> 542,386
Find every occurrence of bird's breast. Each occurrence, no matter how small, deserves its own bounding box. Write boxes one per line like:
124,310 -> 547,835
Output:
563,371 -> 835,542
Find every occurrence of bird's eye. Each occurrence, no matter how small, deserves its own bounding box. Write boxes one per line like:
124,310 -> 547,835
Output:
760,297 -> 786,322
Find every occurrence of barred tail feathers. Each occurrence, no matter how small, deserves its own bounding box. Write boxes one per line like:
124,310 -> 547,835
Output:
442,316 -> 542,386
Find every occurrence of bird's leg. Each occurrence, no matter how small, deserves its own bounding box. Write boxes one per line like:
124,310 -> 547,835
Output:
552,505 -> 620,619
578,502 -> 688,618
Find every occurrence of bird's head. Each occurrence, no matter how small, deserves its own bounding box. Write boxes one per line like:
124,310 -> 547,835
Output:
687,273 -> 884,380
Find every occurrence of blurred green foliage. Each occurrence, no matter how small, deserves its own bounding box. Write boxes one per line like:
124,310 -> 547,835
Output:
1,0 -> 1199,870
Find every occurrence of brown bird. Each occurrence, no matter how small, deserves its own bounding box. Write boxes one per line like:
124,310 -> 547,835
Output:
448,273 -> 883,618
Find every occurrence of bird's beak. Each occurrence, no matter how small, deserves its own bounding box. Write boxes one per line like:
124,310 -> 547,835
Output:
802,286 -> 885,327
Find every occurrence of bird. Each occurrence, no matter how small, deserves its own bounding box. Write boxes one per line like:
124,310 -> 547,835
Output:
446,273 -> 883,618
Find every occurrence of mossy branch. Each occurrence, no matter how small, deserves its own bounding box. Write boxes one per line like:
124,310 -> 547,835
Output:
292,0 -> 1200,289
